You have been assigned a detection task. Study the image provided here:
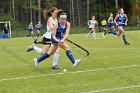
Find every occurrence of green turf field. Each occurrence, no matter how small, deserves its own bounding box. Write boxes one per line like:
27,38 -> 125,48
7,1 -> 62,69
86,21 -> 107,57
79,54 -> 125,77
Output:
0,31 -> 140,93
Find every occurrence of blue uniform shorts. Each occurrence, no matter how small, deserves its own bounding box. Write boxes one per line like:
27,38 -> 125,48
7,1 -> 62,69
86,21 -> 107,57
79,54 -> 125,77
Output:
118,24 -> 125,28
107,24 -> 114,28
28,29 -> 33,32
36,28 -> 40,31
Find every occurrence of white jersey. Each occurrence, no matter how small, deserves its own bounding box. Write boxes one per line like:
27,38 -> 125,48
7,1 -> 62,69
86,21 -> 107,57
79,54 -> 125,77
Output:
43,17 -> 56,39
89,20 -> 96,29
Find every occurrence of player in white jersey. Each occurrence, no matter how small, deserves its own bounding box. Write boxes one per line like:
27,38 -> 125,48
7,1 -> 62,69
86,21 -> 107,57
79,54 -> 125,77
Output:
27,7 -> 61,69
86,16 -> 98,40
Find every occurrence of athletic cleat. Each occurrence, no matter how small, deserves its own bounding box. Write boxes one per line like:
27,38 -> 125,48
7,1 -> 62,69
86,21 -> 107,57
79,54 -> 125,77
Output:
114,35 -> 117,37
34,58 -> 39,68
125,42 -> 130,45
52,65 -> 61,69
73,59 -> 82,67
27,44 -> 35,52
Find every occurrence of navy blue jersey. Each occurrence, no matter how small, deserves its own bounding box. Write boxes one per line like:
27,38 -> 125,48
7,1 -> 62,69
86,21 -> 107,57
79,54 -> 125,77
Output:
51,21 -> 67,43
118,14 -> 126,25
117,14 -> 126,28
107,17 -> 114,28
109,17 -> 114,23
56,21 -> 67,40
36,24 -> 41,28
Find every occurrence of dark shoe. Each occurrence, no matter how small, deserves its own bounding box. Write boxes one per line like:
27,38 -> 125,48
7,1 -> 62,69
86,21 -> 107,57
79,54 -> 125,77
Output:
27,44 -> 35,52
125,42 -> 130,45
52,65 -> 61,69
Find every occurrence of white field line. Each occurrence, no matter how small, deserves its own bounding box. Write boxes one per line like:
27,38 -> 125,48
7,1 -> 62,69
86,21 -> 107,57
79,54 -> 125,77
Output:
0,64 -> 140,82
81,84 -> 140,93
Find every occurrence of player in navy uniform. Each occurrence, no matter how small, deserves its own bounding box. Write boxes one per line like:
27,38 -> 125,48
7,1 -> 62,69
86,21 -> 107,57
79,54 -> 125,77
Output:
35,22 -> 42,37
103,13 -> 117,38
26,22 -> 34,38
114,8 -> 129,45
33,12 -> 81,68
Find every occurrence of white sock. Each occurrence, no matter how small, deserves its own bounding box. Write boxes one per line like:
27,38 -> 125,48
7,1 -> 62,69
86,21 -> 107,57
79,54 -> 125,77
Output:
52,53 -> 60,66
86,32 -> 90,38
33,46 -> 42,54
93,32 -> 96,39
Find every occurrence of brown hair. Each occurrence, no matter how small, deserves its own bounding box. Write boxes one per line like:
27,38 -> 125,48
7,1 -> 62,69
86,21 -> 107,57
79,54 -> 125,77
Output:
57,9 -> 64,18
91,16 -> 95,20
43,7 -> 58,19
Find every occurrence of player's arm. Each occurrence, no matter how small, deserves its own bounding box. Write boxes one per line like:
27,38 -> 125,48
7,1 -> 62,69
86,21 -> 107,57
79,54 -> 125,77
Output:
87,20 -> 91,26
47,18 -> 54,30
114,15 -> 118,26
28,25 -> 30,29
107,17 -> 110,23
39,23 -> 42,27
95,20 -> 98,25
52,21 -> 59,42
61,22 -> 70,43
125,14 -> 128,25
35,24 -> 37,28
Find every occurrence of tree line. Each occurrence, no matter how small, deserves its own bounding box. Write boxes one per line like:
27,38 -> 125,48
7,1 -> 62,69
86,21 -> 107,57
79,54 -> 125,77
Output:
0,0 -> 140,30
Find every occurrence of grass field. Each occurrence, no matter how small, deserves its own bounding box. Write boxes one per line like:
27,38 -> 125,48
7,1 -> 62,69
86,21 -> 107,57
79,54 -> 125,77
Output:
0,31 -> 140,93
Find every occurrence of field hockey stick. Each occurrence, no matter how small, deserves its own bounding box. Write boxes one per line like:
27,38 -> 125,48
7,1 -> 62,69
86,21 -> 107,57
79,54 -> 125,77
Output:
60,31 -> 89,56
66,38 -> 89,56
34,32 -> 89,55
34,39 -> 45,44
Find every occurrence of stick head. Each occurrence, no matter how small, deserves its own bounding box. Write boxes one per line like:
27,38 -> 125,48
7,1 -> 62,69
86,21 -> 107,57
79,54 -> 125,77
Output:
34,39 -> 38,44
87,52 -> 89,56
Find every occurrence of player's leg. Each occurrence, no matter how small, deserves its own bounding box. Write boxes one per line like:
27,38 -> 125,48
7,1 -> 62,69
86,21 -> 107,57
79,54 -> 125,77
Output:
86,29 -> 92,40
58,42 -> 81,67
37,29 -> 40,37
110,26 -> 117,36
103,26 -> 110,38
27,38 -> 60,69
31,31 -> 34,38
92,29 -> 96,40
34,44 -> 58,68
27,37 -> 50,53
102,26 -> 107,38
118,27 -> 129,45
52,47 -> 61,69
26,29 -> 31,37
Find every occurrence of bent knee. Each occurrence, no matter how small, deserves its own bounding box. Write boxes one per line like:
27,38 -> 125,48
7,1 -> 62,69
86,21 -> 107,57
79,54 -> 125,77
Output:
65,46 -> 70,50
54,49 -> 60,54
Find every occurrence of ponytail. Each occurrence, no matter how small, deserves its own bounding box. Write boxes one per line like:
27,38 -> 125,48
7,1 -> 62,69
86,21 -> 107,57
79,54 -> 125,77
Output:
43,7 -> 58,19
43,9 -> 51,19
